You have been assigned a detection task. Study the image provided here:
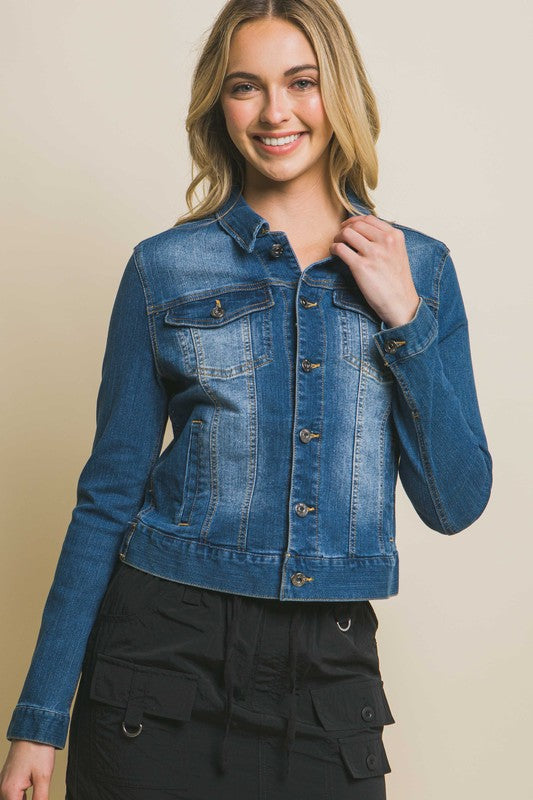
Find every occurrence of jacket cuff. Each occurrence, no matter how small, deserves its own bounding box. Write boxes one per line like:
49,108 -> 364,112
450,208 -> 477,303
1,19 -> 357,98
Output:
373,296 -> 437,364
6,704 -> 69,749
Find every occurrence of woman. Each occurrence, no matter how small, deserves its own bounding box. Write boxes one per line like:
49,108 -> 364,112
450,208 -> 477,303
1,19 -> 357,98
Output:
1,1 -> 493,798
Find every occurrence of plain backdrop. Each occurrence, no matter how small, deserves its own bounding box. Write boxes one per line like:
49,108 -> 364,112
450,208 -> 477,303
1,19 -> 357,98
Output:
1,2 -> 532,798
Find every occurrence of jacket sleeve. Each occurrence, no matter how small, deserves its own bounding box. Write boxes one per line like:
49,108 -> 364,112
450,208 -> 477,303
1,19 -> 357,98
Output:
373,248 -> 493,533
6,248 -> 169,748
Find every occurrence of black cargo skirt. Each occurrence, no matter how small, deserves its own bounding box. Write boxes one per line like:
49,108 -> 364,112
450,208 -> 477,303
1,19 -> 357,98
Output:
66,561 -> 396,799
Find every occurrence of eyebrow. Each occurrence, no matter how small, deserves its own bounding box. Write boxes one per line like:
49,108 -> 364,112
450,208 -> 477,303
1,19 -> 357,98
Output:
223,64 -> 319,83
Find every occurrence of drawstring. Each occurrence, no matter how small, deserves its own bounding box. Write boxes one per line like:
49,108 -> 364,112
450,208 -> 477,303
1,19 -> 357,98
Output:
220,593 -> 243,773
220,595 -> 323,778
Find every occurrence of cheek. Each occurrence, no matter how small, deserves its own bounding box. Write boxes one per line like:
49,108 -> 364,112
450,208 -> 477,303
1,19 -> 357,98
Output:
222,101 -> 255,137
300,95 -> 331,133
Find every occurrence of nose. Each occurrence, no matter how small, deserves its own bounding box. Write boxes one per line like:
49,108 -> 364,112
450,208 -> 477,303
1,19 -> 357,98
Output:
259,87 -> 291,125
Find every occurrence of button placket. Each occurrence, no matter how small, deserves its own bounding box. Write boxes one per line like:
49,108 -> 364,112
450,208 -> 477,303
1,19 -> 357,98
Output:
286,287 -> 324,593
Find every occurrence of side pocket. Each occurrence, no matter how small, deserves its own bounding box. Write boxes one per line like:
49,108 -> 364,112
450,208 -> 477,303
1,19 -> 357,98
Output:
177,419 -> 203,526
89,652 -> 198,789
337,731 -> 392,779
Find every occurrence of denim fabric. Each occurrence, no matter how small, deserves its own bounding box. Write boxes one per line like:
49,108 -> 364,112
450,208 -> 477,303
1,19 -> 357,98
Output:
6,183 -> 492,749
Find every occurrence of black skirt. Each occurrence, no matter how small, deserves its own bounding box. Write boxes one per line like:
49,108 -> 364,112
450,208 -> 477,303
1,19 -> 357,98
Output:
66,561 -> 396,799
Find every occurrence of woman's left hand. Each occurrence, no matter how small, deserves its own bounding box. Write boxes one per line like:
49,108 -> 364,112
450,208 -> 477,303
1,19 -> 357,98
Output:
330,214 -> 420,328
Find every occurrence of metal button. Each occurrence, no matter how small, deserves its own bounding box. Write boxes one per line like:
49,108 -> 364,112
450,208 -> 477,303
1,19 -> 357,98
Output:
299,428 -> 312,443
291,572 -> 312,587
361,705 -> 375,722
384,338 -> 406,354
269,243 -> 284,258
295,502 -> 309,517
301,358 -> 320,372
366,753 -> 378,770
300,297 -> 316,308
210,299 -> 225,318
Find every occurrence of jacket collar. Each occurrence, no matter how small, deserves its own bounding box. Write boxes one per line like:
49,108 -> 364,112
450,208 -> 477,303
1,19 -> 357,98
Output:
215,182 -> 370,254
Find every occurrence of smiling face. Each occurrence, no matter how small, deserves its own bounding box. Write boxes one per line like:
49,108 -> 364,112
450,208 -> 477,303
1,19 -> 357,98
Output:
219,17 -> 334,187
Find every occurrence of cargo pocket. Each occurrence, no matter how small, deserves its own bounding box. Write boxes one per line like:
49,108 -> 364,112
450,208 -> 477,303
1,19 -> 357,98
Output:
310,676 -> 395,782
89,652 -> 198,788
310,675 -> 395,732
337,731 -> 392,779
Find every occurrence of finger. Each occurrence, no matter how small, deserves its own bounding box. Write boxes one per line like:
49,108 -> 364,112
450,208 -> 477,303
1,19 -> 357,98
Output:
31,773 -> 50,800
330,241 -> 365,270
333,225 -> 371,256
340,216 -> 383,243
341,213 -> 397,240
355,214 -> 396,233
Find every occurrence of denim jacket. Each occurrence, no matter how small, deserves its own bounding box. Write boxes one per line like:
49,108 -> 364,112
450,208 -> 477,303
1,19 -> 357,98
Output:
6,183 -> 492,748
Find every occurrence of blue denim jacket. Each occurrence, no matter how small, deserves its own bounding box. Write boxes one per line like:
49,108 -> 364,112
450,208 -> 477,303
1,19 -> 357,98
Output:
6,184 -> 492,748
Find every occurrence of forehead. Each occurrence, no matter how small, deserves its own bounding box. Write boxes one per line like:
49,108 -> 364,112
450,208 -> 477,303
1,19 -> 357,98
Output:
227,17 -> 316,68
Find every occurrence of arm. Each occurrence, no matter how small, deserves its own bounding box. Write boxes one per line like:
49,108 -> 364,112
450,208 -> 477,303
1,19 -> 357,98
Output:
6,248 -> 169,748
373,249 -> 493,533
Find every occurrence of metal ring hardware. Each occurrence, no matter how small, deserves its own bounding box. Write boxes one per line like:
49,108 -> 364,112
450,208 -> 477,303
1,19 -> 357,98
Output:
336,617 -> 352,632
122,720 -> 143,737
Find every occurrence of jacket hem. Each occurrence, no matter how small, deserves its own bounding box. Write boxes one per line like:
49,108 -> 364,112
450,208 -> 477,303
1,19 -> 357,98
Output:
120,518 -> 399,601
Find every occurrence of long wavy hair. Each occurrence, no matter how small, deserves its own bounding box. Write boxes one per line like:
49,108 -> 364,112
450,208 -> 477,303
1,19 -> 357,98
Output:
174,0 -> 380,226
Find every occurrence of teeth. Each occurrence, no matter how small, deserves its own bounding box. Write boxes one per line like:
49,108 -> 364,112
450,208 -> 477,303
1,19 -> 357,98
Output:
258,133 -> 303,146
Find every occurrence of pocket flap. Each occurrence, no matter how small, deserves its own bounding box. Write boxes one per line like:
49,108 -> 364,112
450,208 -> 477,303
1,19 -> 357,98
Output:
332,286 -> 381,325
90,652 -> 198,722
164,285 -> 274,328
338,732 -> 392,779
310,676 -> 395,731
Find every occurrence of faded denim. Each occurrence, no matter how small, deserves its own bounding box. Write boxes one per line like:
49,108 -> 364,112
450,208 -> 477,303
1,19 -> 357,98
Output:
6,183 -> 492,748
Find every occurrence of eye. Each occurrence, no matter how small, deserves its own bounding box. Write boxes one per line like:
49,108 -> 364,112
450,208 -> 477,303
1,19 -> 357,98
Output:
230,82 -> 255,94
292,79 -> 317,90
230,78 -> 318,95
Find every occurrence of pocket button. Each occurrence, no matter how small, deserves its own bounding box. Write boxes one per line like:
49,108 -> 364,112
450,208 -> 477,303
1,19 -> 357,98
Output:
361,705 -> 375,722
366,753 -> 378,770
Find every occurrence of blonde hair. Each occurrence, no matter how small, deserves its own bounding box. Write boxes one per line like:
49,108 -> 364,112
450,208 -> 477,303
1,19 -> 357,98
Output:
174,0 -> 380,226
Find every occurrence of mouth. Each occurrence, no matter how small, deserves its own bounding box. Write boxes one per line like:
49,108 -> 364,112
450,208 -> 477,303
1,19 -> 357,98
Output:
252,131 -> 308,154
253,131 -> 307,146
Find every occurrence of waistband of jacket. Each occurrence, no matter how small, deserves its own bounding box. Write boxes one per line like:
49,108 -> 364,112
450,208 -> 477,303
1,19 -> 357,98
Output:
119,518 -> 399,601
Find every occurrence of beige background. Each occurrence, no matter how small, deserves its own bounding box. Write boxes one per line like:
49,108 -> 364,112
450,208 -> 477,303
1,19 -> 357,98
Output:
1,1 -> 532,797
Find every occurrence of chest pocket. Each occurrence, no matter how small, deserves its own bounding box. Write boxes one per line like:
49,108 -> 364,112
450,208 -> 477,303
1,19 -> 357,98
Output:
163,284 -> 275,379
332,286 -> 393,384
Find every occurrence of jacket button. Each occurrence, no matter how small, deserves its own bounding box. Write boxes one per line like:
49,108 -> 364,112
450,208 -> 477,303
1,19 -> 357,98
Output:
366,753 -> 378,770
291,572 -> 311,587
295,502 -> 309,517
300,297 -> 316,308
210,299 -> 225,318
301,358 -> 320,372
299,428 -> 312,443
384,338 -> 406,354
361,705 -> 375,722
269,243 -> 284,257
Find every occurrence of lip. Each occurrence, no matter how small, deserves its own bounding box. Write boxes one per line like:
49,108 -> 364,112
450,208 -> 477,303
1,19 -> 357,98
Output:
252,131 -> 308,155
252,131 -> 308,138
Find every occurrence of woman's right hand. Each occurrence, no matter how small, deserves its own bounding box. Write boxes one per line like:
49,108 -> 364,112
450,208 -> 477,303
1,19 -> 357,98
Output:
0,740 -> 55,800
